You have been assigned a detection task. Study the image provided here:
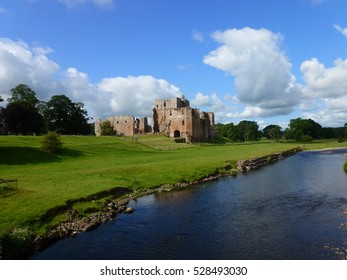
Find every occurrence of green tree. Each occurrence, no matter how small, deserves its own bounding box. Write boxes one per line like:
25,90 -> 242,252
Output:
263,125 -> 282,141
41,131 -> 63,153
237,120 -> 259,142
285,118 -> 322,141
0,95 -> 3,102
100,120 -> 114,136
8,84 -> 39,108
1,103 -> 43,135
44,95 -> 90,134
5,84 -> 43,134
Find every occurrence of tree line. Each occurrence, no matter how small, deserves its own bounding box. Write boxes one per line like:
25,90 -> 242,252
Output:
216,119 -> 347,142
0,84 -> 92,135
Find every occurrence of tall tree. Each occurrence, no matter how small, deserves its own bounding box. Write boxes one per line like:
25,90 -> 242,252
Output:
263,125 -> 282,141
44,95 -> 89,134
237,120 -> 259,142
2,103 -> 43,135
4,84 -> 43,134
0,95 -> 3,102
8,84 -> 39,108
285,118 -> 322,141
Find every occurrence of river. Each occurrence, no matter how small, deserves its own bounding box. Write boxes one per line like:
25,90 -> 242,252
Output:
30,149 -> 347,260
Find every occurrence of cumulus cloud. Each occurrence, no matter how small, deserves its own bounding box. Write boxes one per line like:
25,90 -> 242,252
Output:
97,75 -> 181,118
0,38 -> 183,119
204,27 -> 302,117
0,38 -> 60,100
301,58 -> 347,99
56,0 -> 115,8
334,24 -> 347,38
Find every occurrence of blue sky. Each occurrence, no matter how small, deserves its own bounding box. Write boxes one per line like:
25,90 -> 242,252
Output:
0,0 -> 347,128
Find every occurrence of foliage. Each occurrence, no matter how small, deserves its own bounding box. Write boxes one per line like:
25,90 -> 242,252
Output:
285,118 -> 322,141
215,121 -> 260,142
0,95 -> 3,102
263,125 -> 283,141
100,120 -> 115,136
344,161 -> 347,173
2,84 -> 44,135
41,131 -> 63,153
43,95 -> 90,135
1,103 -> 43,135
1,227 -> 33,259
300,135 -> 313,142
8,84 -> 39,108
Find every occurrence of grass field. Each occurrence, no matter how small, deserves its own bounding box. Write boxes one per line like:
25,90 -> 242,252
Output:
0,135 -> 346,236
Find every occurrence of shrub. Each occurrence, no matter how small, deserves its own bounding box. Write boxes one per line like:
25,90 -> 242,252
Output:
344,161 -> 347,173
41,131 -> 63,153
301,135 -> 313,142
2,228 -> 33,259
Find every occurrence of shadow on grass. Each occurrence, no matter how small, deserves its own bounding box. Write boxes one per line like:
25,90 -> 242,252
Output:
0,147 -> 84,165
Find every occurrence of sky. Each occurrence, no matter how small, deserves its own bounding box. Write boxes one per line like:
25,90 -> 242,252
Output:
0,0 -> 347,128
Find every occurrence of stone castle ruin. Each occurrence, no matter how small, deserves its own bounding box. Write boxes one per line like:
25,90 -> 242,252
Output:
95,116 -> 149,136
152,96 -> 215,143
95,96 -> 215,142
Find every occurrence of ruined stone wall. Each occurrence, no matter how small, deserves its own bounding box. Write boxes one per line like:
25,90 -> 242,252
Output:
95,116 -> 149,136
152,96 -> 215,142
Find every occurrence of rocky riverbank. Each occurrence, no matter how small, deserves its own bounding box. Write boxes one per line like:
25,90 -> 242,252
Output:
4,147 -> 303,259
237,147 -> 303,172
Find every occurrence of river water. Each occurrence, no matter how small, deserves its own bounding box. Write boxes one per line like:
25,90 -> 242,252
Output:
31,149 -> 347,260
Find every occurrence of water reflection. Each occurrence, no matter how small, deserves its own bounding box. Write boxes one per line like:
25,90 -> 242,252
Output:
31,149 -> 347,260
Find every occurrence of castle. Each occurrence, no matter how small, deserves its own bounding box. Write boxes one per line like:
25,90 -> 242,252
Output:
95,96 -> 215,142
152,96 -> 215,142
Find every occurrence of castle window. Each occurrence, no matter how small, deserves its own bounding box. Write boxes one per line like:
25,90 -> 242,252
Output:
164,101 -> 166,107
116,121 -> 119,124
182,120 -> 185,125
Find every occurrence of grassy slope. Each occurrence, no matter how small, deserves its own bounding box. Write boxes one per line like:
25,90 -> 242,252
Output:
0,135 -> 346,234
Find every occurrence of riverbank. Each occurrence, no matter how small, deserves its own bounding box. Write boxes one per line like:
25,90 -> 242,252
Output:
1,136 -> 346,259
28,147 -> 303,258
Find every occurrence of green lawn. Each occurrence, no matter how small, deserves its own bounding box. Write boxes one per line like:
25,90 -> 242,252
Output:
0,135 -> 346,235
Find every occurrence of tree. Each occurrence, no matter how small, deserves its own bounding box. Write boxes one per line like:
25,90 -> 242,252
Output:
100,120 -> 114,136
263,125 -> 282,141
285,118 -> 322,141
44,95 -> 90,134
237,120 -> 260,142
5,84 -> 43,134
8,84 -> 39,108
0,95 -> 3,102
1,103 -> 43,135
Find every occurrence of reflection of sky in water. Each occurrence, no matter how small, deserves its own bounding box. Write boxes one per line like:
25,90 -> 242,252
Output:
31,149 -> 347,260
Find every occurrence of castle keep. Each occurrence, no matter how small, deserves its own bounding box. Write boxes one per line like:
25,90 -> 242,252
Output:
152,96 -> 215,143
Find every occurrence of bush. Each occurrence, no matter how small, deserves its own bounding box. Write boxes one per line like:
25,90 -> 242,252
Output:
2,228 -> 33,259
344,161 -> 347,173
41,131 -> 63,153
301,135 -> 313,142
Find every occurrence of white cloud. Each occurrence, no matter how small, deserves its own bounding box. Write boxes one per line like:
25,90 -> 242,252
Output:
97,75 -> 182,118
333,24 -> 347,38
204,27 -> 302,117
192,30 -> 204,43
0,38 -> 60,99
301,58 -> 347,99
0,38 -> 183,120
56,0 -> 115,8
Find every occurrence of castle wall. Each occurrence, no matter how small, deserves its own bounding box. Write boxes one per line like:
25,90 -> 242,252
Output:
152,96 -> 215,142
95,116 -> 149,136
